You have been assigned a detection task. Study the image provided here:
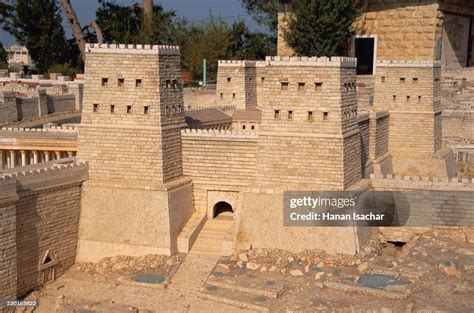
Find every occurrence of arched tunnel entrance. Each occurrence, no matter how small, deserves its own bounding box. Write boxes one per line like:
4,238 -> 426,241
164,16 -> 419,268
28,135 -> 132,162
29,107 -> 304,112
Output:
213,201 -> 234,219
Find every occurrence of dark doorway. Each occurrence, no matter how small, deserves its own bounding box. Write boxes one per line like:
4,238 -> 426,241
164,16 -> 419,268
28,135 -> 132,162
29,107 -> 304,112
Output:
213,201 -> 233,218
355,37 -> 375,75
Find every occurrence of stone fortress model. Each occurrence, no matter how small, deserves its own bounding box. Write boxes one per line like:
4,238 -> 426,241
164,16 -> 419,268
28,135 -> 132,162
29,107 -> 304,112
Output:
1,0 -> 474,305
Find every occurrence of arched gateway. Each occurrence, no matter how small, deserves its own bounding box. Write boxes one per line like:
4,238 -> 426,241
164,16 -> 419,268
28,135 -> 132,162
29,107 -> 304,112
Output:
212,201 -> 234,218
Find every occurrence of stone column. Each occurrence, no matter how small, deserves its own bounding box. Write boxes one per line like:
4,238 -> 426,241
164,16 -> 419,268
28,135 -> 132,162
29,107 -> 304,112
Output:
44,151 -> 50,162
54,151 -> 61,160
32,151 -> 39,164
67,151 -> 73,158
0,150 -> 4,169
20,150 -> 27,166
9,150 -> 15,168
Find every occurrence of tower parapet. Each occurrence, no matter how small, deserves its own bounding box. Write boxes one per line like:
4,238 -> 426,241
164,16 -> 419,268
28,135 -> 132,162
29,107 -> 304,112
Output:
85,43 -> 180,55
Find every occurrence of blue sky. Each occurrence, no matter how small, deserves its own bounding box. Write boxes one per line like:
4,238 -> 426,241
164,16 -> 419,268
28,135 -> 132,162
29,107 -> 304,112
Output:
1,0 -> 255,47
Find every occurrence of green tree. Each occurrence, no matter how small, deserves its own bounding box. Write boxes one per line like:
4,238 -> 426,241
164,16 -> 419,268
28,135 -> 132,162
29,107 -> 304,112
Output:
96,0 -> 176,45
47,63 -> 82,78
0,42 -> 8,69
284,0 -> 365,56
181,18 -> 275,85
1,0 -> 71,73
241,0 -> 278,34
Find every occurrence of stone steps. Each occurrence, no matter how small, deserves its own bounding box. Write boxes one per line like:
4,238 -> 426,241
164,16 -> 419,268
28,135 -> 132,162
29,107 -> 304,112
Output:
189,214 -> 235,256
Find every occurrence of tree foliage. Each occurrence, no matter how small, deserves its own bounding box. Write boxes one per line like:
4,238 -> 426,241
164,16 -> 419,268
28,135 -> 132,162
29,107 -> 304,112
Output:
1,0 -> 73,73
181,18 -> 275,84
284,0 -> 365,56
0,42 -> 8,68
241,0 -> 278,34
95,0 -> 177,45
47,63 -> 82,78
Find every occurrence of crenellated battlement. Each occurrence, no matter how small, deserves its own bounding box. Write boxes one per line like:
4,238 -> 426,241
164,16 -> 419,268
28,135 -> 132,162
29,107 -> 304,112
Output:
85,43 -> 180,55
217,56 -> 357,68
0,126 -> 78,132
0,162 -> 87,181
181,128 -> 258,139
1,91 -> 16,98
370,173 -> 474,190
185,104 -> 235,112
0,162 -> 88,192
217,60 -> 261,67
264,56 -> 357,67
377,60 -> 441,68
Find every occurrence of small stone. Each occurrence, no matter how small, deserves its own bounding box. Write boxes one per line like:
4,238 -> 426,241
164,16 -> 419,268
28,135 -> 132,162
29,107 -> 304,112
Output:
305,265 -> 310,273
247,262 -> 260,270
288,257 -> 295,262
237,260 -> 243,268
260,266 -> 267,272
218,263 -> 229,270
239,253 -> 249,262
457,248 -> 474,256
317,262 -> 324,267
358,262 -> 368,273
289,269 -> 304,277
315,282 -> 324,288
269,266 -> 278,272
112,263 -> 127,272
57,295 -> 64,300
165,259 -> 173,266
281,269 -> 286,274
355,259 -> 362,265
128,307 -> 139,313
315,272 -> 324,280
392,261 -> 398,267
439,260 -> 461,278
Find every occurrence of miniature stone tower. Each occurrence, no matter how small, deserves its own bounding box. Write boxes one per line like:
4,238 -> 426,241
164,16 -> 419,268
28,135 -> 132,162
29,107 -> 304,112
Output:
255,56 -> 362,190
373,60 -> 455,177
238,56 -> 371,255
76,44 -> 193,261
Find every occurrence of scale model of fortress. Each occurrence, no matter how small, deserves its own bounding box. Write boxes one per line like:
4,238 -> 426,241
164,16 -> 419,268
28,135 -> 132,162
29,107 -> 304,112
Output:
3,43 -> 474,302
73,43 -> 457,261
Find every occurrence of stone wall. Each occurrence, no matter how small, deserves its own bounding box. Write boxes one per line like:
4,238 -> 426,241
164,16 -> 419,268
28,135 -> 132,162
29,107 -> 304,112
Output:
0,92 -> 18,124
443,68 -> 474,81
277,0 -> 474,63
183,86 -> 218,108
46,95 -> 77,114
355,0 -> 442,61
0,91 -> 78,125
16,91 -> 47,121
0,177 -> 17,306
358,114 -> 370,177
278,0 -> 445,60
0,162 -> 88,301
216,61 -> 258,110
181,129 -> 258,214
78,44 -> 185,185
371,174 -> 474,242
238,188 -> 375,255
443,110 -> 474,144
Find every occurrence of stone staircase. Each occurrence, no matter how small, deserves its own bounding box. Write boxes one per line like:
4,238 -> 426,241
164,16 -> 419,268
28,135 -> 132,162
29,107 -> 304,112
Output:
189,212 -> 235,256
170,212 -> 236,293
